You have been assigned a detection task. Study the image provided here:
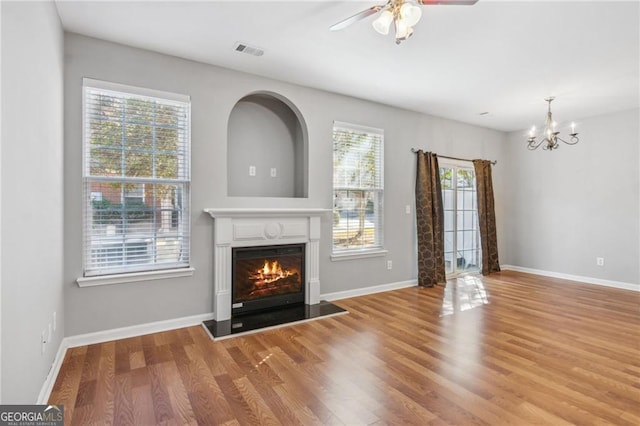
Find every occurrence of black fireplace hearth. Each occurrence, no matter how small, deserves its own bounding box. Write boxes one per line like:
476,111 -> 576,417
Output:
203,300 -> 347,339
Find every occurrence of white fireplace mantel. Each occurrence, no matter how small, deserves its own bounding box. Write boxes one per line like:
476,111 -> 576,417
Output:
205,207 -> 331,219
204,207 -> 331,321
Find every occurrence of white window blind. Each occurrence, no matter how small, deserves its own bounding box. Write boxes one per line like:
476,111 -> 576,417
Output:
332,121 -> 384,253
82,79 -> 191,277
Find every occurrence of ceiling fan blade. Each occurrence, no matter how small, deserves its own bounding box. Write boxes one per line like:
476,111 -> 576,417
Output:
329,5 -> 385,31
417,0 -> 479,5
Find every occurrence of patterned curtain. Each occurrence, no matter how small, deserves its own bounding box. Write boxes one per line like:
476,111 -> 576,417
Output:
415,151 -> 446,287
472,159 -> 501,275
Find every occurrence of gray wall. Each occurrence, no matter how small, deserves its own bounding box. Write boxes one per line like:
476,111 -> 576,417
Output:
503,108 -> 640,285
227,95 -> 302,198
1,1 -> 64,403
63,33 -> 507,336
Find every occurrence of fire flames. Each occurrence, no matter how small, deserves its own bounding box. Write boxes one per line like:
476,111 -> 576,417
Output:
237,257 -> 302,301
250,260 -> 296,284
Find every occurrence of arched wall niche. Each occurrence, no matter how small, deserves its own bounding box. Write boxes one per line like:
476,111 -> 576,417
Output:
227,91 -> 308,198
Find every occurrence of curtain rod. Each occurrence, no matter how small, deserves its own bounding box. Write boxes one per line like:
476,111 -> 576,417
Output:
410,148 -> 497,165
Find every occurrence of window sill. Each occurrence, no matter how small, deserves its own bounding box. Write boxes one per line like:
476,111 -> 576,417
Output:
76,267 -> 195,288
331,249 -> 388,262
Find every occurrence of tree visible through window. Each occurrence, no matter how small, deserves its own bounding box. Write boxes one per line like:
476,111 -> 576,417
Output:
332,122 -> 384,253
83,79 -> 191,276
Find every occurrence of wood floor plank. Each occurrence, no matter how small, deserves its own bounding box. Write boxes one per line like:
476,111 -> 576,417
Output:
131,384 -> 156,426
49,271 -> 640,425
69,403 -> 96,426
161,356 -> 198,425
129,350 -> 146,370
49,352 -> 83,423
80,344 -> 102,383
91,341 -> 116,424
181,356 -> 235,425
215,373 -> 261,425
232,376 -> 280,426
147,362 -> 175,424
112,373 -> 134,425
270,384 -> 325,425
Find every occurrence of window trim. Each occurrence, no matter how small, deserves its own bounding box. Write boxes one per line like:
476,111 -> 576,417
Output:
331,121 -> 385,258
330,249 -> 388,262
83,78 -> 190,104
76,267 -> 195,288
80,78 -> 191,280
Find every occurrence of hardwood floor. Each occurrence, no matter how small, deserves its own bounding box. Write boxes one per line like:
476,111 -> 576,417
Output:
49,271 -> 640,425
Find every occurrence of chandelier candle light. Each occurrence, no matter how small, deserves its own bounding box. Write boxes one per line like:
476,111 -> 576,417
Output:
372,0 -> 423,44
527,97 -> 579,151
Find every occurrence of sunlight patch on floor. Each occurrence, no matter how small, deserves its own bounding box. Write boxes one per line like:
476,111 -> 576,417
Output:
441,275 -> 490,316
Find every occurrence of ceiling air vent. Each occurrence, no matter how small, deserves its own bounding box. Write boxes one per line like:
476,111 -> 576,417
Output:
233,42 -> 264,57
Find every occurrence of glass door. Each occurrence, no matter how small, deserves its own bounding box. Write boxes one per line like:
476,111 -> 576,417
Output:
440,163 -> 481,276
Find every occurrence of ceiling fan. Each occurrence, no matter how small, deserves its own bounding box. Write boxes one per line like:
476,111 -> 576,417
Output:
330,0 -> 479,44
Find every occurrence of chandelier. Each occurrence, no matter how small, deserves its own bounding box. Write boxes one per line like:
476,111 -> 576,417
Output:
372,0 -> 423,44
527,97 -> 579,151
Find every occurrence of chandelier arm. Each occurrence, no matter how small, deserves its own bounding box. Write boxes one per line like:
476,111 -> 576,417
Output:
527,137 -> 545,150
555,135 -> 580,145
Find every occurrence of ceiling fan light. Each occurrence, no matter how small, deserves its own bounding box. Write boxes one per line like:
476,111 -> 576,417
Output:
396,19 -> 410,39
372,10 -> 393,35
400,2 -> 422,27
406,26 -> 414,39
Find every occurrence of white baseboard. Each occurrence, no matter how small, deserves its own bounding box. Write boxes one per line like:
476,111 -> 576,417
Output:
501,265 -> 639,292
321,279 -> 417,301
63,312 -> 215,349
36,338 -> 68,404
38,312 -> 214,404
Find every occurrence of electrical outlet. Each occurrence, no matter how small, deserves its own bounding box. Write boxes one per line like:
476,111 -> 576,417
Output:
270,168 -> 277,177
405,205 -> 411,214
596,257 -> 605,267
249,165 -> 256,177
387,260 -> 393,270
48,323 -> 52,343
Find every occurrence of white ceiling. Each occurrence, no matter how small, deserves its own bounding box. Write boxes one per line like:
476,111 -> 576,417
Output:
54,0 -> 639,133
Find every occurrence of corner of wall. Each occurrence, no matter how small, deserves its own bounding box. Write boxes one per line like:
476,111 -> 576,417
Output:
0,0 -> 4,404
1,0 -> 65,403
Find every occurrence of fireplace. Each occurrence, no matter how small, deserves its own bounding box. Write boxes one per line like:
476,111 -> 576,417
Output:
204,208 -> 346,338
204,208 -> 330,322
232,244 -> 305,316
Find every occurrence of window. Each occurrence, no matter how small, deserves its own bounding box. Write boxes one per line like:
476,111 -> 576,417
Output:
440,162 -> 480,275
332,121 -> 384,255
123,182 -> 144,204
82,79 -> 191,277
